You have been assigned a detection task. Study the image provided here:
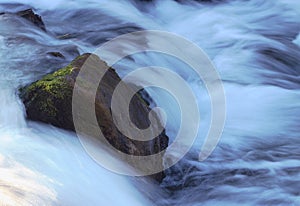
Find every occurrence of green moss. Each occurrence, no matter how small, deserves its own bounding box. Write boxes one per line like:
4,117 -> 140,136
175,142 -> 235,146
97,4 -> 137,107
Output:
23,63 -> 74,117
38,98 -> 57,117
49,64 -> 73,78
26,63 -> 72,92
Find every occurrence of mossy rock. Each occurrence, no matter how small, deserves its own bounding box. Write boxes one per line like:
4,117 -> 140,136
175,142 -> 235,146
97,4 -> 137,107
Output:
20,53 -> 169,182
20,54 -> 88,130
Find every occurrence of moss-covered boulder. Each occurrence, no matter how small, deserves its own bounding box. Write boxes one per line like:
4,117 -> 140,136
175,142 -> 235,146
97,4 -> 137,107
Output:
20,53 -> 168,182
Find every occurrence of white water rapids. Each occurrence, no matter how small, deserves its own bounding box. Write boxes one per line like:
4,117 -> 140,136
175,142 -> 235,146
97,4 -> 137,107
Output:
0,0 -> 300,205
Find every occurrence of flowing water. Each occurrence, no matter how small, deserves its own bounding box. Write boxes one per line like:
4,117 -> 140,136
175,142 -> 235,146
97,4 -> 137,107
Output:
0,0 -> 300,205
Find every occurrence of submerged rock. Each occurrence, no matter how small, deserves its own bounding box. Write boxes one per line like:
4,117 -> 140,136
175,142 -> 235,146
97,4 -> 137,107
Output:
20,53 -> 168,182
46,52 -> 65,59
16,9 -> 46,31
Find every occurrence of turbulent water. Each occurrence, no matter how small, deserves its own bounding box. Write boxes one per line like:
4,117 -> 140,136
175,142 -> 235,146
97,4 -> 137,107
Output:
0,0 -> 300,205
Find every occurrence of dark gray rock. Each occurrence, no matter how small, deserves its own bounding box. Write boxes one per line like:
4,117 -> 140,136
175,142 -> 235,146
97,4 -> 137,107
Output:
20,53 -> 169,182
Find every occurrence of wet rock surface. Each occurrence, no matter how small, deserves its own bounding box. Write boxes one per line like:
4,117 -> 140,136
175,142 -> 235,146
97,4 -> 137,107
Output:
16,9 -> 46,31
20,53 -> 169,182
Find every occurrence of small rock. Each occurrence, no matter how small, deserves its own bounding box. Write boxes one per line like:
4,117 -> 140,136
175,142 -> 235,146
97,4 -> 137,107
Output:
57,33 -> 77,40
16,9 -> 46,31
47,52 -> 65,59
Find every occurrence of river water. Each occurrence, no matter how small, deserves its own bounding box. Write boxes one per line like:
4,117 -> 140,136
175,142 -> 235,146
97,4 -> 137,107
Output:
0,0 -> 299,205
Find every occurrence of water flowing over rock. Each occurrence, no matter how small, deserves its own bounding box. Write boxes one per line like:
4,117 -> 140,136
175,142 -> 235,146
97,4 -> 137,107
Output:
0,8 -> 46,31
19,53 -> 169,182
16,9 -> 46,31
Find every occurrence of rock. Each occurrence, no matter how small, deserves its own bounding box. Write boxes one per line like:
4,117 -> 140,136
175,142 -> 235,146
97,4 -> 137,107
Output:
20,53 -> 169,182
57,33 -> 77,40
16,9 -> 46,31
46,52 -> 65,59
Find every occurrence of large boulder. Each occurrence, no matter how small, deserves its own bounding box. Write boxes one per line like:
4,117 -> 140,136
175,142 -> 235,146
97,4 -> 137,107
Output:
20,53 -> 168,182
